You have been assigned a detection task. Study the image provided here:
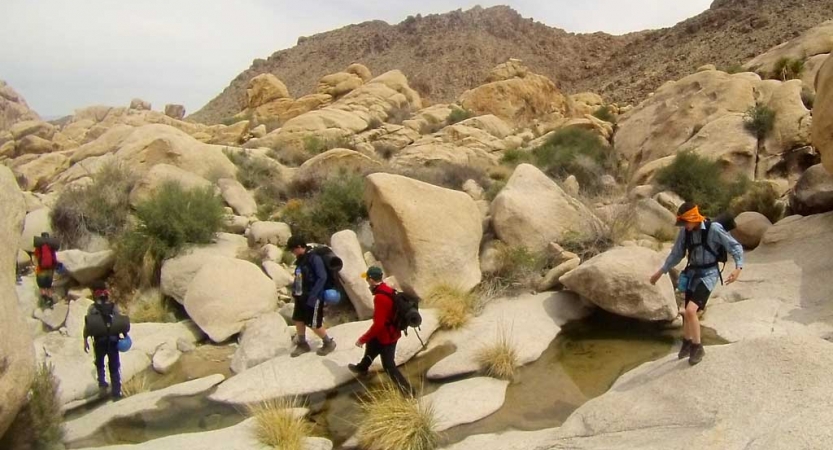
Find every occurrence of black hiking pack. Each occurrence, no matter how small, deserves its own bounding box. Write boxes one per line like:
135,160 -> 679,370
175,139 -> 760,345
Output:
308,245 -> 344,292
684,211 -> 737,282
85,302 -> 131,338
380,289 -> 424,345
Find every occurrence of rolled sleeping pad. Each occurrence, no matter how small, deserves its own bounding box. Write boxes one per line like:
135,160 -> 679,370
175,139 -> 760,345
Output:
85,313 -> 131,337
313,246 -> 343,272
33,236 -> 61,250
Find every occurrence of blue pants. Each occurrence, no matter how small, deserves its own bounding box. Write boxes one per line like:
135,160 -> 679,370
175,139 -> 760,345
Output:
94,338 -> 121,397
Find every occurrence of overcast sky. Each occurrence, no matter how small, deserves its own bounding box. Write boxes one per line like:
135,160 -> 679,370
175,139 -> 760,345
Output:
0,0 -> 713,118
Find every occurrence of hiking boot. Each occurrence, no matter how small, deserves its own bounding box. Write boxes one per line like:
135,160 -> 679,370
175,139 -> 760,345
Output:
347,364 -> 368,376
317,338 -> 337,356
689,344 -> 705,366
290,341 -> 311,358
678,339 -> 692,360
98,381 -> 110,390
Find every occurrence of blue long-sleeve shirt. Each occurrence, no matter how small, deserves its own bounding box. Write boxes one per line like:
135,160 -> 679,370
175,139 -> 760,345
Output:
661,221 -> 744,292
307,253 -> 328,307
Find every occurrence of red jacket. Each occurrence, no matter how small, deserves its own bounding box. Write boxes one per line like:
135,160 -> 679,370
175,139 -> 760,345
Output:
359,283 -> 401,345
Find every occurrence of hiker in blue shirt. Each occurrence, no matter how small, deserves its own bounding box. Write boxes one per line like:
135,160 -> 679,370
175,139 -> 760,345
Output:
650,202 -> 744,365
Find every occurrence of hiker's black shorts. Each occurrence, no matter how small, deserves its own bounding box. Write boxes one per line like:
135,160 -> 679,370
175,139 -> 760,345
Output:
685,281 -> 712,312
292,297 -> 325,329
36,269 -> 54,289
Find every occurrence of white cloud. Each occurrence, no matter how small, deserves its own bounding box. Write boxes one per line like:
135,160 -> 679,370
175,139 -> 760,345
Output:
0,0 -> 712,117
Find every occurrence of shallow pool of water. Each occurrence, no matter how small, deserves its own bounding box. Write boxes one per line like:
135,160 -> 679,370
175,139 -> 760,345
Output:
69,310 -> 726,449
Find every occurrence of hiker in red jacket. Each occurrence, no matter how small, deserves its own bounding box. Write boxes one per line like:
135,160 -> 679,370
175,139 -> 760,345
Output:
348,266 -> 413,396
33,232 -> 59,307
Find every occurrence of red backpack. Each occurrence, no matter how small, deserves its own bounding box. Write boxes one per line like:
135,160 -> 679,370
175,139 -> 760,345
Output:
39,243 -> 56,269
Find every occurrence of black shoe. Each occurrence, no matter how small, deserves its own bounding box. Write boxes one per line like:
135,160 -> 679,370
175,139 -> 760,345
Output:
678,339 -> 692,360
112,391 -> 123,401
347,364 -> 368,376
98,381 -> 110,389
689,344 -> 705,366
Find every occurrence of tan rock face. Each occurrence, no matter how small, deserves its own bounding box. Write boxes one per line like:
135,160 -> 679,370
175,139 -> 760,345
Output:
345,63 -> 372,82
0,166 -> 35,437
460,63 -> 570,126
129,164 -> 213,206
184,257 -> 278,343
246,74 -> 291,109
14,152 -> 70,191
296,148 -> 381,180
491,164 -> 602,250
364,173 -> 482,297
732,211 -> 772,249
217,178 -> 257,217
317,72 -> 364,97
130,98 -> 152,111
760,80 -> 812,165
560,246 -> 677,321
616,70 -> 757,179
813,55 -> 833,174
0,80 -> 40,132
330,230 -> 374,320
744,19 -> 833,76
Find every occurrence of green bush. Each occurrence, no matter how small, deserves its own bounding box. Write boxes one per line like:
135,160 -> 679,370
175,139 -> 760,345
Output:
224,148 -> 286,220
744,105 -> 776,139
114,182 -> 225,288
51,161 -> 137,248
402,162 -> 493,192
280,172 -> 366,243
730,181 -> 785,223
771,57 -> 804,81
591,105 -> 616,123
303,135 -> 357,155
500,148 -> 535,166
447,107 -> 474,125
0,362 -> 65,450
724,64 -> 746,74
654,151 -> 751,216
532,127 -> 618,194
478,244 -> 549,299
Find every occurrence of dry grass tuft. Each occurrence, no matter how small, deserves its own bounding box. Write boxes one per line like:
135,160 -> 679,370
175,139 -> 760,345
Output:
475,328 -> 519,381
357,381 -> 439,450
121,372 -> 153,397
424,284 -> 478,330
248,397 -> 312,450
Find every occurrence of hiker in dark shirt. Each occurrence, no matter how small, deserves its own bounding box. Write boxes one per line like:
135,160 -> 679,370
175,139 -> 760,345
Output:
83,284 -> 129,400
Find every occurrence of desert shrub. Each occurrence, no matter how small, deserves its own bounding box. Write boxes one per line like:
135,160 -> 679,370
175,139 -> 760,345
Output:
303,134 -> 356,155
419,116 -> 445,135
367,117 -> 384,130
249,397 -> 312,450
446,107 -> 474,125
500,148 -> 535,166
743,105 -> 776,139
724,64 -> 746,74
402,162 -> 492,192
484,179 -> 506,201
654,151 -> 751,216
475,328 -> 518,381
592,105 -> 616,123
127,289 -> 175,323
801,86 -> 815,109
373,142 -> 399,160
224,148 -> 286,219
1,362 -> 65,450
730,181 -> 785,223
122,372 -> 153,397
424,284 -> 478,330
260,117 -> 283,133
532,127 -> 618,195
113,182 -> 225,289
387,104 -> 413,125
478,243 -> 548,299
280,172 -> 366,243
51,161 -> 137,248
269,146 -> 310,167
771,57 -> 804,81
357,381 -> 438,450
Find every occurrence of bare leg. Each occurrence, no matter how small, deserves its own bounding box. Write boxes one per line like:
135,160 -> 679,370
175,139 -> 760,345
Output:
294,322 -> 307,341
684,302 -> 701,344
311,327 -> 329,340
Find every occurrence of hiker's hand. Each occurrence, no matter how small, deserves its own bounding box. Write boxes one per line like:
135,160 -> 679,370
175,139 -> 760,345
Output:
83,340 -> 89,354
355,340 -> 363,348
725,268 -> 742,285
649,271 -> 662,285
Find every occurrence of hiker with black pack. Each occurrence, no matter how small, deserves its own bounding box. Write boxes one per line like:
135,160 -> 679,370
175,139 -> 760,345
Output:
33,232 -> 59,307
348,266 -> 415,396
83,283 -> 131,400
286,235 -> 337,357
650,202 -> 744,365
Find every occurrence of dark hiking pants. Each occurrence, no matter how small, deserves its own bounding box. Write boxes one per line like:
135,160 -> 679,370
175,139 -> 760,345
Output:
356,338 -> 413,395
94,338 -> 121,396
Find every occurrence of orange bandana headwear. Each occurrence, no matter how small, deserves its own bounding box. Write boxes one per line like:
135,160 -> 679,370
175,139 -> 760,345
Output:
677,205 -> 705,224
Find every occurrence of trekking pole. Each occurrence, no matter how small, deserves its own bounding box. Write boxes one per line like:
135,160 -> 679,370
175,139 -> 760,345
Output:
414,329 -> 426,350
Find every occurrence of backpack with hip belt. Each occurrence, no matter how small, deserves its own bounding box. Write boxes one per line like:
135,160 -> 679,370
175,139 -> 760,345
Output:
683,212 -> 736,284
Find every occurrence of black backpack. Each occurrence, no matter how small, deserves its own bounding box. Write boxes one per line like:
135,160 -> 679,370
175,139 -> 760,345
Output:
308,245 -> 345,291
85,301 -> 131,338
381,288 -> 423,337
684,212 -> 737,279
